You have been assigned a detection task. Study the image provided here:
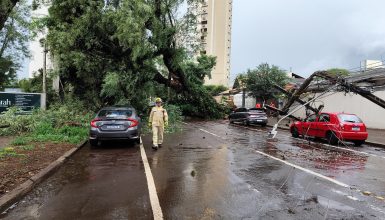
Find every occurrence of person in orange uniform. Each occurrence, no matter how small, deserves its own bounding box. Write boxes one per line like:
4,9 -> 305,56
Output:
148,98 -> 168,150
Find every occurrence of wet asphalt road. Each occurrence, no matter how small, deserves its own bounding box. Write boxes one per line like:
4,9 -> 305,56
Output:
1,120 -> 385,219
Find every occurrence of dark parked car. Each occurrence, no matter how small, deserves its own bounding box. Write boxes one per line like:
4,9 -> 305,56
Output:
229,108 -> 268,126
89,106 -> 142,146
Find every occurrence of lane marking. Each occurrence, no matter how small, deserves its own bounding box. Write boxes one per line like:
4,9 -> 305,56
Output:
139,137 -> 163,220
254,150 -> 350,188
199,128 -> 221,138
198,124 -> 385,205
197,128 -> 351,188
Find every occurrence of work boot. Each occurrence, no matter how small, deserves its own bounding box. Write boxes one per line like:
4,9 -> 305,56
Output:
158,143 -> 162,148
152,144 -> 158,150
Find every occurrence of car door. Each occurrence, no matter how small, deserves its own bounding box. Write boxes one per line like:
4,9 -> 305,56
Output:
236,108 -> 247,122
315,113 -> 331,137
301,114 -> 317,137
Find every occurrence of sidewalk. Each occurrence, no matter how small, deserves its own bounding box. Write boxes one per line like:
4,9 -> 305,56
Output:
266,117 -> 385,146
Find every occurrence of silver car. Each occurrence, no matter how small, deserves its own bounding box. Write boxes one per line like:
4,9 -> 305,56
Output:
89,106 -> 142,146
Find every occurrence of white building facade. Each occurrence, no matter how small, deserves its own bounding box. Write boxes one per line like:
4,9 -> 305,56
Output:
28,5 -> 53,78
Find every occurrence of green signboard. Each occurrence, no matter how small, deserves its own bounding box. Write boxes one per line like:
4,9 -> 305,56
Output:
0,92 -> 41,114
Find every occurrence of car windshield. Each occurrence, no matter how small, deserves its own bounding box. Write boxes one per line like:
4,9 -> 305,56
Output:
338,114 -> 362,123
98,109 -> 133,118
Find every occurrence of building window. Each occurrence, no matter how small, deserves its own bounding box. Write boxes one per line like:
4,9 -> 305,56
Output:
201,20 -> 208,24
201,50 -> 207,55
201,28 -> 208,32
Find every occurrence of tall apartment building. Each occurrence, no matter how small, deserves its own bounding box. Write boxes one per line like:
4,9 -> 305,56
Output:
194,0 -> 233,87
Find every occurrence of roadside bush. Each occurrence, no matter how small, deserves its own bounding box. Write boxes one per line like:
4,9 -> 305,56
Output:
0,99 -> 93,144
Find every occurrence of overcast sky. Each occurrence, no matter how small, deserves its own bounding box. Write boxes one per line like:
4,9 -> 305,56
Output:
230,0 -> 385,82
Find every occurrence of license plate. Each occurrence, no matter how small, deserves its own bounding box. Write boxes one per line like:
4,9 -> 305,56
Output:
107,125 -> 120,129
257,120 -> 262,122
352,127 -> 360,131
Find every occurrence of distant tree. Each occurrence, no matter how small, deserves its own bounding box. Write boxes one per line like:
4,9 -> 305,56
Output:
327,68 -> 350,77
233,74 -> 247,89
18,70 -> 48,93
244,63 -> 289,101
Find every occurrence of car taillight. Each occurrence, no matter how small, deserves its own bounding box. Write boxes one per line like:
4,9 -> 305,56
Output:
91,119 -> 101,128
127,119 -> 139,128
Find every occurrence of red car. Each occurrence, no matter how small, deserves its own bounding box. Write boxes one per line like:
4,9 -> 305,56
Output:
290,112 -> 368,146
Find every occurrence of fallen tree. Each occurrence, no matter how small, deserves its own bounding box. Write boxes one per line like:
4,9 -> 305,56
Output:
39,0 -> 224,118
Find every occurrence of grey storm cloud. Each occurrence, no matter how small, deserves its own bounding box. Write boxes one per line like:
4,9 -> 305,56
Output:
230,0 -> 385,81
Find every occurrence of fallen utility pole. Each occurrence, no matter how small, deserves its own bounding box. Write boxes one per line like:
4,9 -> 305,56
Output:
273,85 -> 320,114
316,71 -> 385,109
267,70 -> 385,139
280,72 -> 320,114
280,71 -> 385,115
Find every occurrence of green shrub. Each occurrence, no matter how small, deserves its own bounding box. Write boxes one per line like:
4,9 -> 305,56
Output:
0,99 -> 93,145
11,136 -> 28,146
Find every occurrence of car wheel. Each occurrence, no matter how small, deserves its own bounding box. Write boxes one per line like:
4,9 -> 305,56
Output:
229,119 -> 234,124
291,127 -> 299,138
89,139 -> 98,148
261,123 -> 267,127
353,140 -> 365,147
326,132 -> 338,145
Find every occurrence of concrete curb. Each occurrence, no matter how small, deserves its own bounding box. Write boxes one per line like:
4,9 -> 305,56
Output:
365,141 -> 385,148
0,140 -> 88,213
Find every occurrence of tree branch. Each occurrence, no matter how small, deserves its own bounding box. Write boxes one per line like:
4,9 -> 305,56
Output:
0,0 -> 19,31
0,17 -> 15,57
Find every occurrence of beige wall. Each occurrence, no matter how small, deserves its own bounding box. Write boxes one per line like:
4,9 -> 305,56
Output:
199,0 -> 232,87
292,91 -> 385,129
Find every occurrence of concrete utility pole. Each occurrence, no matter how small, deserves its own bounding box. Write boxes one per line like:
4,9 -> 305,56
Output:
42,41 -> 48,110
43,41 -> 48,94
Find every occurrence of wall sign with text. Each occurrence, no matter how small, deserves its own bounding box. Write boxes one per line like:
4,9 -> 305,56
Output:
0,92 -> 42,114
